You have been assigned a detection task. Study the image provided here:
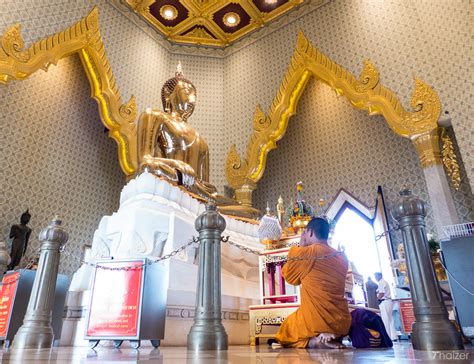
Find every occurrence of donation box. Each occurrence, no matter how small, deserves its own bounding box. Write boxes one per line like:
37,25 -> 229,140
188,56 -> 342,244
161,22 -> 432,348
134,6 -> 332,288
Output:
85,258 -> 168,349
0,270 -> 69,348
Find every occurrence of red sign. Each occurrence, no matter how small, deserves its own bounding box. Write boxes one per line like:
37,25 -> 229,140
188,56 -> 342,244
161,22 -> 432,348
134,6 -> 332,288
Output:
0,272 -> 20,338
399,299 -> 415,334
86,261 -> 143,337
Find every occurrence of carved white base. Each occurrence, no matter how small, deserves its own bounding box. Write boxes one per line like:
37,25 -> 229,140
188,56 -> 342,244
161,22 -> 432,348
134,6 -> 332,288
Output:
61,173 -> 262,346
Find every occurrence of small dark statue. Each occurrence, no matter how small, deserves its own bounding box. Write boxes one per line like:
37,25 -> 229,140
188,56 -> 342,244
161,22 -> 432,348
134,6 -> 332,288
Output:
7,210 -> 32,271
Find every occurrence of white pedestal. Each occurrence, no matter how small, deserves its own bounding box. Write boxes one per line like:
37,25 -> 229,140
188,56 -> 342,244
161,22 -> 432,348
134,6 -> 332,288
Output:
61,173 -> 261,346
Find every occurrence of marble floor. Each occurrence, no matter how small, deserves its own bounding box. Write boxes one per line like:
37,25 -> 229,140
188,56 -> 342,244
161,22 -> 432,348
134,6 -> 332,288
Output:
0,342 -> 473,363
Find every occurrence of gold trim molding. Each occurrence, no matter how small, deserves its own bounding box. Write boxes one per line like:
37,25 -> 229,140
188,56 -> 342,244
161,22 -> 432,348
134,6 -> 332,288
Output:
0,8 -> 138,176
226,32 -> 443,201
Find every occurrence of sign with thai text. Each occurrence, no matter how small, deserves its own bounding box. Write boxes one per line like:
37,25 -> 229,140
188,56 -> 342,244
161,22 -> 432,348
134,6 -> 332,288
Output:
399,298 -> 415,334
86,261 -> 143,337
0,272 -> 20,338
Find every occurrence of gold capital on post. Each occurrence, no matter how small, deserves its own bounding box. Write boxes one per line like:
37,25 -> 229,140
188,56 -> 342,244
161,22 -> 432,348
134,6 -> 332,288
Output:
411,128 -> 443,168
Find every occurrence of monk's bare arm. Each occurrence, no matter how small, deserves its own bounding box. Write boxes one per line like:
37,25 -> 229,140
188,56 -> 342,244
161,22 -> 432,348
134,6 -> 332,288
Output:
282,247 -> 306,286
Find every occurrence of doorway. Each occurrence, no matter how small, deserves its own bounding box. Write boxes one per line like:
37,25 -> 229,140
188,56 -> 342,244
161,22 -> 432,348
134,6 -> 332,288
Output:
331,207 -> 381,282
326,188 -> 396,302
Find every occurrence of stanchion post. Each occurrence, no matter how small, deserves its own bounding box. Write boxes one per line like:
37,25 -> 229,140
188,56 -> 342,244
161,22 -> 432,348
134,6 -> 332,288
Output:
391,189 -> 463,351
187,204 -> 228,351
13,216 -> 68,349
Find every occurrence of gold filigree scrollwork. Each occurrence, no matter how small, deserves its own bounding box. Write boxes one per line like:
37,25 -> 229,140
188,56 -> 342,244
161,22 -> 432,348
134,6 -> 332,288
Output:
400,79 -> 442,136
0,24 -> 30,63
226,31 -> 442,205
0,8 -> 138,176
441,130 -> 461,191
225,145 -> 249,191
253,105 -> 271,132
355,60 -> 379,93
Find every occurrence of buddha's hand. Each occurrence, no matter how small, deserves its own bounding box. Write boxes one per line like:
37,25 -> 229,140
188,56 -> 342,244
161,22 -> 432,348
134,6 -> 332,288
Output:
139,155 -> 180,184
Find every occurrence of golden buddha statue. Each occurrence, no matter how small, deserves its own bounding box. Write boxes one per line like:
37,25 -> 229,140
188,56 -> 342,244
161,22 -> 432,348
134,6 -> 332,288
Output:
137,64 -> 259,219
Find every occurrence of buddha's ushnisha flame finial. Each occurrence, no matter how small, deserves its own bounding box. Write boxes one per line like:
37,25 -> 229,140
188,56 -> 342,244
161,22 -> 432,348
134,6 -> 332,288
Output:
176,61 -> 183,76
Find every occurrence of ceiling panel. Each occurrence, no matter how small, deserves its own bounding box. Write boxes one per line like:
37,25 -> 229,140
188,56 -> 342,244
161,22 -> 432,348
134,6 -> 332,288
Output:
126,0 -> 306,47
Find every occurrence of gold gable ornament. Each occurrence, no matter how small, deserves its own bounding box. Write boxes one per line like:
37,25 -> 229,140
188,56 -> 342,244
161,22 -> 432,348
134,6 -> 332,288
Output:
226,31 -> 452,206
0,8 -> 138,176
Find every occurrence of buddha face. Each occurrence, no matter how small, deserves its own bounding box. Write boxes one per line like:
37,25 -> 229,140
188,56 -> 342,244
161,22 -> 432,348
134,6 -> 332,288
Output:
165,79 -> 196,121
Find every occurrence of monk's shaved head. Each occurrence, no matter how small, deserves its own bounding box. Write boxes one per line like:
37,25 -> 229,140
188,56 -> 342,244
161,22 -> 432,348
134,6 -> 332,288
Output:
306,217 -> 330,240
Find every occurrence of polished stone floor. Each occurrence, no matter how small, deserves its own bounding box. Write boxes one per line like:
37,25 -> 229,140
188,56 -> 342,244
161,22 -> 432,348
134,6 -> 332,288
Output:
0,341 -> 473,363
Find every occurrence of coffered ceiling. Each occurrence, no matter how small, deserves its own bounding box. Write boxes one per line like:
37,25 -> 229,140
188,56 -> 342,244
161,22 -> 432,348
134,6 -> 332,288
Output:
125,0 -> 305,47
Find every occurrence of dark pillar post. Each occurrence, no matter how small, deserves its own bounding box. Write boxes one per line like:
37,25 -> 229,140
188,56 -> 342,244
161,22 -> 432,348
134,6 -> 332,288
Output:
187,204 -> 228,351
391,189 -> 463,351
13,216 -> 68,349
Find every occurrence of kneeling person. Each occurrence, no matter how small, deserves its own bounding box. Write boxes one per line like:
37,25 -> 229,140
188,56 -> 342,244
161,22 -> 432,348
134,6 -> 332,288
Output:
276,218 -> 351,348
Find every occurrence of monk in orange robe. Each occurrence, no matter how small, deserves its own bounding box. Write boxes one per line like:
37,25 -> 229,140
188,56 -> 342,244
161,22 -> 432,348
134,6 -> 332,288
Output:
276,217 -> 351,348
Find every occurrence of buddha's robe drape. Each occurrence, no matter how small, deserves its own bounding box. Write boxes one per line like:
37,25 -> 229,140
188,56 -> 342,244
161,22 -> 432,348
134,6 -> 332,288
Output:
276,243 -> 352,348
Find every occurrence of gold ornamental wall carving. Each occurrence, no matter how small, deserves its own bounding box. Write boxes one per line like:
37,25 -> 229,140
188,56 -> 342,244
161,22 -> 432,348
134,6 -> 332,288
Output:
225,32 -> 457,204
0,7 -> 138,176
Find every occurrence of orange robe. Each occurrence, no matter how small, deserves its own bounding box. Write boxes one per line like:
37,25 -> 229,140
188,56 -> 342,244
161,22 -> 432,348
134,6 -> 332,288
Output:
276,243 -> 352,348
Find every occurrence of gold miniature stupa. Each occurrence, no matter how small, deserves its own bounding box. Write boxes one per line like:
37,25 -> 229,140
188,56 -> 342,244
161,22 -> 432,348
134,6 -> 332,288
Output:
286,182 -> 315,234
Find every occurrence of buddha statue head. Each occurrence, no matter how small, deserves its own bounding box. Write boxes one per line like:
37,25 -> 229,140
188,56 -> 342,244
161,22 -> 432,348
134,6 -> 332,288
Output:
161,62 -> 196,122
20,209 -> 31,225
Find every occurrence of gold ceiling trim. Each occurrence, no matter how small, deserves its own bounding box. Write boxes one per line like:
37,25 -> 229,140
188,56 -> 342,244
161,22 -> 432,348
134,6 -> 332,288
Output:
0,7 -> 138,176
226,31 -> 442,193
126,0 -> 305,47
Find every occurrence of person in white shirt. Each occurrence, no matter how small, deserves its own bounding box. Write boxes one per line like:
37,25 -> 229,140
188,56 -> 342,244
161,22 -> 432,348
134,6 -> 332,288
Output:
374,272 -> 398,341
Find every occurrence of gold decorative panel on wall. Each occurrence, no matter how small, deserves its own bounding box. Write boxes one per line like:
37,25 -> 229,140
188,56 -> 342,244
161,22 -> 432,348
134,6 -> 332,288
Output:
125,0 -> 316,47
